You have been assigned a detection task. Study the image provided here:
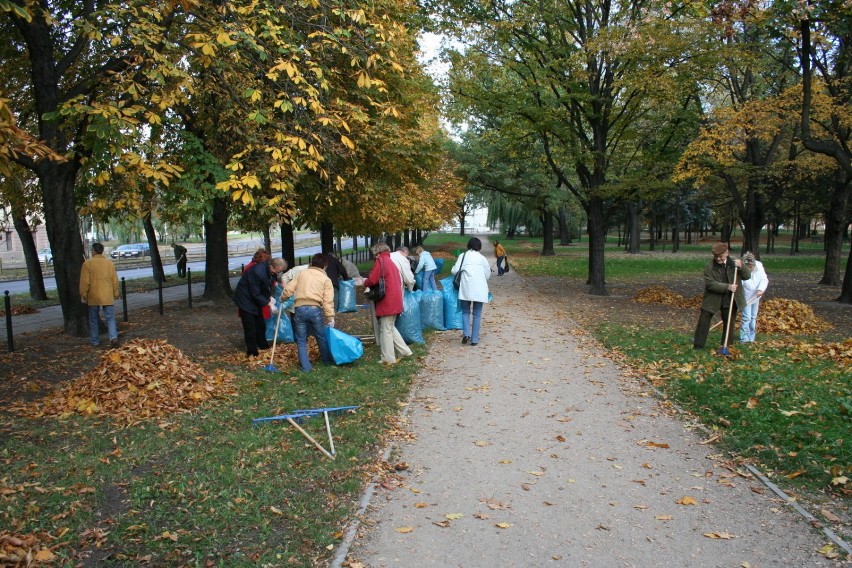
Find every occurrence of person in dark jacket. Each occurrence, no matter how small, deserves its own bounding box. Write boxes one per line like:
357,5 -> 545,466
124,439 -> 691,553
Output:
171,243 -> 188,277
233,257 -> 287,356
324,252 -> 352,310
364,242 -> 412,365
692,243 -> 751,349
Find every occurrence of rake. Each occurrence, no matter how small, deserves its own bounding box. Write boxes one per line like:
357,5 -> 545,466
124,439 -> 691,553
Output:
253,405 -> 358,458
717,265 -> 739,357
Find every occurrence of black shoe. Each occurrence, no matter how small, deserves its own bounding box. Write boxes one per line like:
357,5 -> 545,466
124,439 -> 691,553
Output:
471,342 -> 478,346
462,336 -> 470,344
110,338 -> 119,347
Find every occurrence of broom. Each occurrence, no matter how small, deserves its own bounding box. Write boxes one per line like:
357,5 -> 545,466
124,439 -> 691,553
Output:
717,265 -> 738,357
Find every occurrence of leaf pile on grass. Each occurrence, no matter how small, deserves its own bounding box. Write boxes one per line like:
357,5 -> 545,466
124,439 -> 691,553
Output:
758,298 -> 832,334
634,285 -> 701,309
0,305 -> 38,317
764,338 -> 852,365
16,339 -> 236,424
0,530 -> 57,565
431,250 -> 458,260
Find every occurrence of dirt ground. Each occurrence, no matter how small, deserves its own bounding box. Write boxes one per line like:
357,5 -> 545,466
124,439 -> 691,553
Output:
0,267 -> 849,406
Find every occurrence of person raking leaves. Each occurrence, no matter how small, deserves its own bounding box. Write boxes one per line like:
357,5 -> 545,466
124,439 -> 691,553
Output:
692,242 -> 751,351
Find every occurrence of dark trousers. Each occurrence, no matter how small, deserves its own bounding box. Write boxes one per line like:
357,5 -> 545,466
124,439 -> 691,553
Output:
239,309 -> 269,356
496,255 -> 506,275
177,260 -> 187,277
693,303 -> 738,348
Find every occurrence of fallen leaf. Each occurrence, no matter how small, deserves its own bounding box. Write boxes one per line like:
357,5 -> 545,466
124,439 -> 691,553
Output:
395,526 -> 414,534
474,512 -> 490,519
474,440 -> 490,447
34,550 -> 55,561
821,509 -> 841,522
414,502 -> 428,509
495,523 -> 511,529
655,515 -> 673,521
433,520 -> 451,528
703,532 -> 734,539
527,471 -> 545,477
446,513 -> 463,520
676,496 -> 698,506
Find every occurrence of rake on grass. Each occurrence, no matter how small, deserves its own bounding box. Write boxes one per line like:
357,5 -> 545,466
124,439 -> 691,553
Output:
252,405 -> 358,458
265,305 -> 285,372
717,265 -> 739,357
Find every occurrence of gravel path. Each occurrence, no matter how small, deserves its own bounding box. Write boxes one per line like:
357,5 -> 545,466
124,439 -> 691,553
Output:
341,238 -> 838,567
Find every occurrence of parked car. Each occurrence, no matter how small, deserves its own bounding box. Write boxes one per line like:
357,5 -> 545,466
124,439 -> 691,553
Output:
38,248 -> 53,265
110,243 -> 150,259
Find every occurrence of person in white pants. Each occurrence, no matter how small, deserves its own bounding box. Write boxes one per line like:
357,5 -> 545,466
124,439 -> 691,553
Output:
739,252 -> 768,343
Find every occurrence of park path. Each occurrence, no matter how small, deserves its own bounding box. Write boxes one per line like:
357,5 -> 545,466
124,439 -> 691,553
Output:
339,237 -> 834,567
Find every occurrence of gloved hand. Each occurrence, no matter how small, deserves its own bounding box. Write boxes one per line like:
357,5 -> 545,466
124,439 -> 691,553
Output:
268,298 -> 278,314
327,319 -> 335,328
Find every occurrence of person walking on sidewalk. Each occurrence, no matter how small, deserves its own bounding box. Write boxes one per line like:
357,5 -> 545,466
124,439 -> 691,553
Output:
494,240 -> 507,276
692,242 -> 751,350
365,242 -> 412,365
451,237 -> 492,346
282,253 -> 335,372
171,243 -> 188,278
79,242 -> 120,347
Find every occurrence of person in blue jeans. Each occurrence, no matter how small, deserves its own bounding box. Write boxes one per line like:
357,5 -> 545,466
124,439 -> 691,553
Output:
282,253 -> 335,371
450,237 -> 492,346
413,246 -> 438,292
79,242 -> 120,347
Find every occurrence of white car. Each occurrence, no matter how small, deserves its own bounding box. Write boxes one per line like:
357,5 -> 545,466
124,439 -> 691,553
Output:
38,248 -> 53,265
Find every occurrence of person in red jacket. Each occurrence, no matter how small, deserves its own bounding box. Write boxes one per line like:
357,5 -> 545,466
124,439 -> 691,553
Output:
364,242 -> 412,365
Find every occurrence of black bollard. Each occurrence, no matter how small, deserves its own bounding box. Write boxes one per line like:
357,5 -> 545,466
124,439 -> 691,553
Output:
4,291 -> 13,352
121,278 -> 128,322
187,268 -> 192,309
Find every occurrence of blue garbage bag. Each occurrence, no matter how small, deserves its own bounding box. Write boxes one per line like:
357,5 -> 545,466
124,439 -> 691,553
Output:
414,271 -> 424,291
419,290 -> 445,330
440,275 -> 462,330
266,311 -> 294,343
396,290 -> 424,344
435,257 -> 445,273
337,279 -> 357,313
326,327 -> 364,365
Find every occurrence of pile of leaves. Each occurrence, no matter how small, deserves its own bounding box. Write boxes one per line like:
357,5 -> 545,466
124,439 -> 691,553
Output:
431,250 -> 456,260
18,339 -> 236,424
769,338 -> 852,365
758,298 -> 832,334
633,285 -> 701,309
0,531 -> 57,565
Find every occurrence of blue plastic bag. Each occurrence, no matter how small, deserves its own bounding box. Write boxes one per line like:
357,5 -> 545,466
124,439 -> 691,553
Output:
414,271 -> 424,291
435,257 -> 445,273
337,279 -> 357,313
266,311 -> 294,343
419,290 -> 445,330
326,327 -> 364,365
396,290 -> 425,344
440,275 -> 463,330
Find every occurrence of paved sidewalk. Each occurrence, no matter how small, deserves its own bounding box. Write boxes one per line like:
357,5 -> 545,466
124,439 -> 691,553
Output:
340,238 -> 835,567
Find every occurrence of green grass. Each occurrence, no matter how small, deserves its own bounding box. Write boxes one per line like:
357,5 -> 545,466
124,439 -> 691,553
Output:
0,342 -> 422,566
596,323 -> 851,494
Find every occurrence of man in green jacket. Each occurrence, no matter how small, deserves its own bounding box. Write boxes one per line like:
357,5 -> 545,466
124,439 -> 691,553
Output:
693,242 -> 751,350
80,242 -> 120,347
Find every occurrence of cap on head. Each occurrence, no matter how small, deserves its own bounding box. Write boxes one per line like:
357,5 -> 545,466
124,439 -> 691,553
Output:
712,243 -> 728,255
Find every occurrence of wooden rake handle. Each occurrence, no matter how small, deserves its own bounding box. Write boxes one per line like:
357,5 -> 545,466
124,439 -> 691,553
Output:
287,418 -> 335,459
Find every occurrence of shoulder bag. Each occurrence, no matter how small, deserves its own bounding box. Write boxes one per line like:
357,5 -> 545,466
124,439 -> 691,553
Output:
453,252 -> 467,289
365,259 -> 386,301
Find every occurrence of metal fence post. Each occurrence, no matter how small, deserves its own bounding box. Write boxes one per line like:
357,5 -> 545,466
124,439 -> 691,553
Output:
4,291 -> 13,352
121,278 -> 128,322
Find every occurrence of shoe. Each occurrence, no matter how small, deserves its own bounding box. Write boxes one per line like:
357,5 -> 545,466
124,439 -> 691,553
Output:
471,342 -> 478,346
110,338 -> 119,347
462,336 -> 470,344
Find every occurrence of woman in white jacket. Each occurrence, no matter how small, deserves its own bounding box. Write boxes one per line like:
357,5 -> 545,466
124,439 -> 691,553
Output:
451,237 -> 492,346
739,252 -> 769,343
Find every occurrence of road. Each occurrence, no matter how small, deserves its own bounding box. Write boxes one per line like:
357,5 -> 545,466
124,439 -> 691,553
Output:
0,235 -> 353,296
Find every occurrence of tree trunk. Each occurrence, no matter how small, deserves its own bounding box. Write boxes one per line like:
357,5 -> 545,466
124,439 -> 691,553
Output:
627,201 -> 640,254
202,196 -> 232,300
587,197 -> 608,296
558,207 -> 571,245
838,245 -> 852,303
143,213 -> 166,283
320,221 -> 334,254
540,210 -> 555,256
262,226 -> 271,254
12,209 -> 48,301
672,208 -> 681,253
819,178 -> 850,286
38,163 -> 88,335
280,221 -> 295,268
